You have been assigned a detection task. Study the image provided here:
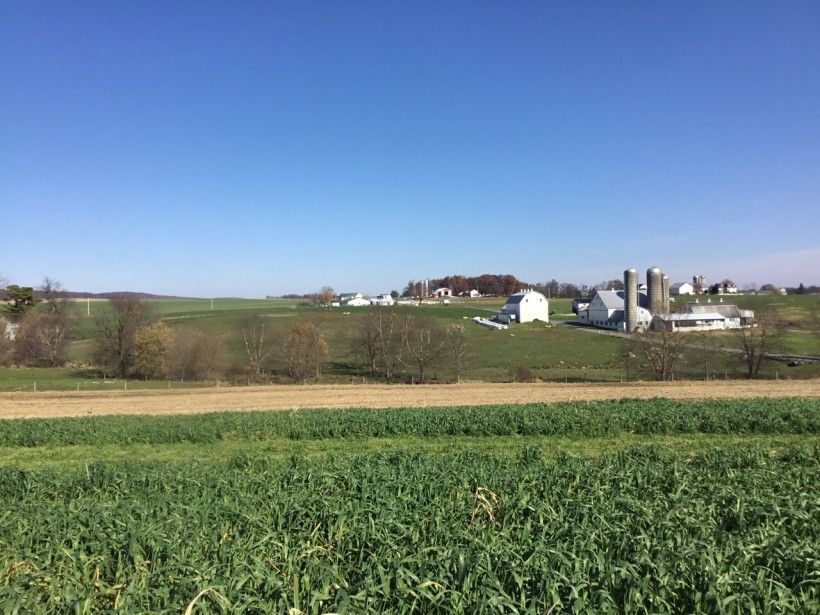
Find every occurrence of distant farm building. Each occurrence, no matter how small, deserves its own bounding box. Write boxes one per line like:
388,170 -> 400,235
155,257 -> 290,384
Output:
497,289 -> 548,324
340,292 -> 370,307
433,287 -> 452,298
370,294 -> 394,306
650,299 -> 754,331
576,267 -> 754,332
459,289 -> 481,298
575,289 -> 652,330
670,282 -> 694,296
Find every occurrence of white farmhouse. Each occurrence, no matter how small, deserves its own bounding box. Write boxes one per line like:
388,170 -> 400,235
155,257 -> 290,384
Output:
498,289 -> 549,323
669,282 -> 694,296
576,290 -> 652,330
433,287 -> 452,298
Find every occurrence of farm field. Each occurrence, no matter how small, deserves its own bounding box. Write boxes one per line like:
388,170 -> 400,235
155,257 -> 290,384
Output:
3,294 -> 818,390
2,379 -> 819,419
0,398 -> 817,612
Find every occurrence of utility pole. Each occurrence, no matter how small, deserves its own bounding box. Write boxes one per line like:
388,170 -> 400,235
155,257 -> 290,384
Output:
87,297 -> 90,317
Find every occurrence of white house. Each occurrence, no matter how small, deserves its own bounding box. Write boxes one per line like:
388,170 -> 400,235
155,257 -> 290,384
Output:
498,289 -> 548,324
433,287 -> 452,298
669,282 -> 694,296
460,289 -> 480,298
576,290 -> 652,331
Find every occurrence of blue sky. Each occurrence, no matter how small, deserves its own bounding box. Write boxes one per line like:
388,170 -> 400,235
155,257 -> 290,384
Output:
2,1 -> 818,296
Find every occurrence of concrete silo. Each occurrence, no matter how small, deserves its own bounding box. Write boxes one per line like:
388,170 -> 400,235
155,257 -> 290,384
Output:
647,266 -> 663,315
661,274 -> 670,314
624,268 -> 638,332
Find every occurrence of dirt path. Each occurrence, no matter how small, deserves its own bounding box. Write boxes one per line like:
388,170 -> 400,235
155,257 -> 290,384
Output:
1,380 -> 818,419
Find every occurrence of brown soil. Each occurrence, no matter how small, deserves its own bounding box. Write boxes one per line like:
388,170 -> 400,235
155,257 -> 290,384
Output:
1,380 -> 818,420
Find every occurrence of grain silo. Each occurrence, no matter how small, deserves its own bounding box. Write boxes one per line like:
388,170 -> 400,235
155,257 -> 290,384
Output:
661,274 -> 670,314
647,266 -> 663,314
624,268 -> 638,332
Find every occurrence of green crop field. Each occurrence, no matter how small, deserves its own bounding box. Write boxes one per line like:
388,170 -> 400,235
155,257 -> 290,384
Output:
0,398 -> 818,612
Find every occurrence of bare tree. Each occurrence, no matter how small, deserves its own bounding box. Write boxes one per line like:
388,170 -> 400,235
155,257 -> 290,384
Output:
738,324 -> 774,379
39,277 -> 70,318
401,314 -> 446,383
447,323 -> 468,382
92,297 -> 153,377
170,329 -> 227,381
375,309 -> 404,379
351,309 -> 380,374
240,315 -> 276,379
634,329 -> 685,381
692,333 -> 721,380
620,340 -> 637,382
285,321 -> 328,382
13,312 -> 70,367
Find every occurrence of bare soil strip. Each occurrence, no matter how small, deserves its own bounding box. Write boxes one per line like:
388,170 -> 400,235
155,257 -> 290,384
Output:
1,380 -> 818,420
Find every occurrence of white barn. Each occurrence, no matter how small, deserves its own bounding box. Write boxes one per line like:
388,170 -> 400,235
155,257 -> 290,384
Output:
370,294 -> 394,306
498,290 -> 549,323
576,290 -> 652,331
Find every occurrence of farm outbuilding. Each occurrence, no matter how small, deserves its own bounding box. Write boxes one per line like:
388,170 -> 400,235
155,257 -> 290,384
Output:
670,282 -> 694,296
498,290 -> 549,324
433,287 -> 452,298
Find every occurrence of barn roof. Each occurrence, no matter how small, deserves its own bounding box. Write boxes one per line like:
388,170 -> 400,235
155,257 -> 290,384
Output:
685,303 -> 743,318
595,290 -> 649,310
504,290 -> 546,305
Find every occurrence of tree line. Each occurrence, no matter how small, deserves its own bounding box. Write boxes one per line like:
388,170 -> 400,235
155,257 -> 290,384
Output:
402,274 -> 598,298
1,280 -> 468,384
350,309 -> 468,382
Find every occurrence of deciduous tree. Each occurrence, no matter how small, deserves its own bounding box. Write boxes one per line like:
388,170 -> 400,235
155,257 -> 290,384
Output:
320,286 -> 335,306
13,312 -> 70,367
240,315 -> 276,379
447,323 -> 468,382
401,315 -> 446,383
285,321 -> 328,382
92,297 -> 153,377
169,329 -> 227,381
633,329 -> 685,381
133,322 -> 174,378
39,277 -> 70,317
738,324 -> 775,379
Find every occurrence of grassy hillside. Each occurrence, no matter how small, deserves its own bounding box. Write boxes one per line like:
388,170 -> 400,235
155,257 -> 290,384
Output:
1,294 -> 817,389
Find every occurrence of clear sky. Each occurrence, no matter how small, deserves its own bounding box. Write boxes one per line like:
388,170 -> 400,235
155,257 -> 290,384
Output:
2,1 -> 819,296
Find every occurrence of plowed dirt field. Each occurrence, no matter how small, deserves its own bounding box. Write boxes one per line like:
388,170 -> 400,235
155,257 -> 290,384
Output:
1,380 -> 818,419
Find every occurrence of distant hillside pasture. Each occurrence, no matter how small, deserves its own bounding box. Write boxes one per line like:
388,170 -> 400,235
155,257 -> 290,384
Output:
1,295 -> 817,389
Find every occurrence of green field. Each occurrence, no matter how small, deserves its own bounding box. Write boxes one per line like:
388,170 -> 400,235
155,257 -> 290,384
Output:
2,294 -> 818,389
1,398 -> 818,612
